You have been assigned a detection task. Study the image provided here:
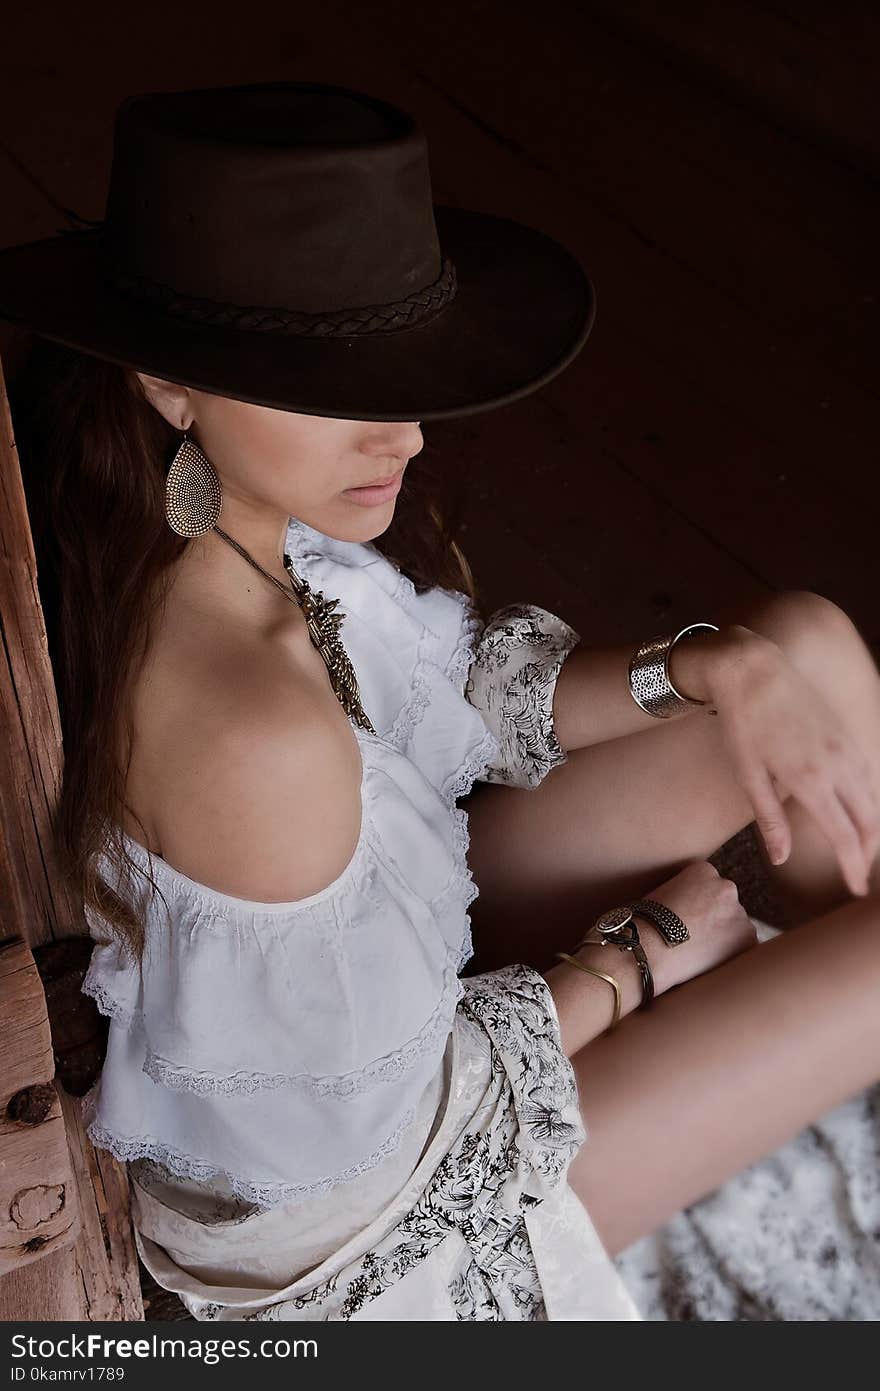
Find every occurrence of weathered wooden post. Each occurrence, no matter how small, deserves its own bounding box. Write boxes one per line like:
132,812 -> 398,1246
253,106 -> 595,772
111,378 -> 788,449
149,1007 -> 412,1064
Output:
0,346 -> 143,1319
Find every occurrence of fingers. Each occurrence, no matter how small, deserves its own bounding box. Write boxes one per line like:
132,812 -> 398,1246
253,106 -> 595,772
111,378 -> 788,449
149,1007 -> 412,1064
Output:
835,776 -> 880,893
740,742 -> 880,895
795,779 -> 870,897
836,749 -> 880,876
741,762 -> 792,867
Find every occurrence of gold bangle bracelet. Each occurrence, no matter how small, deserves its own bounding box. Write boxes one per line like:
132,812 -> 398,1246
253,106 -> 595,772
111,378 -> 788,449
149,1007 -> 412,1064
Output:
554,951 -> 623,1031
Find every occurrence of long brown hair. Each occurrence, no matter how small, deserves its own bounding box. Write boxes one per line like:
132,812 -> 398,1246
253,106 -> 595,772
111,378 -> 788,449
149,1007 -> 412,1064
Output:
7,330 -> 481,962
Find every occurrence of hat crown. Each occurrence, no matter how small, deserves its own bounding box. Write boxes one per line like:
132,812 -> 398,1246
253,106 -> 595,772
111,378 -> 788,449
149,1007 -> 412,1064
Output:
104,81 -> 443,315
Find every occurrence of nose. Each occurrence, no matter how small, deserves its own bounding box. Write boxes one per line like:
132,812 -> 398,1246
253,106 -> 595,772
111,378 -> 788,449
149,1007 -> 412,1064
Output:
365,421 -> 423,461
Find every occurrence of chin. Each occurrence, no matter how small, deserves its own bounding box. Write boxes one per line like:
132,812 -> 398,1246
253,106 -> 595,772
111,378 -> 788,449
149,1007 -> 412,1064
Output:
307,499 -> 397,546
350,504 -> 397,545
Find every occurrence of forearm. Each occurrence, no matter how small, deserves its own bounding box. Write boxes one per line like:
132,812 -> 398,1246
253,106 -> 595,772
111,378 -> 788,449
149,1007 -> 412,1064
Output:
544,943 -> 642,1057
551,622 -> 762,752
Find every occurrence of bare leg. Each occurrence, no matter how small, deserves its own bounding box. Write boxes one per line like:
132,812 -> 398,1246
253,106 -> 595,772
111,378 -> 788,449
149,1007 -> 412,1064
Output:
463,590 -> 880,975
564,891 -> 880,1256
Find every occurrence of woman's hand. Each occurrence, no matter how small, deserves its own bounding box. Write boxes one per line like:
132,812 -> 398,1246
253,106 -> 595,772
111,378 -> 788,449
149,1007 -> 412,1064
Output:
674,625 -> 880,898
632,859 -> 758,996
552,861 -> 756,1054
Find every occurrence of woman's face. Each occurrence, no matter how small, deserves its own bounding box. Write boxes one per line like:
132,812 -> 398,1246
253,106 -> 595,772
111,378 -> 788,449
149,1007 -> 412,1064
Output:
138,373 -> 424,544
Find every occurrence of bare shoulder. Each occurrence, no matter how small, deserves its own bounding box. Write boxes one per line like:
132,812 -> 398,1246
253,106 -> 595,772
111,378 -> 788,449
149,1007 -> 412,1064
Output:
128,636 -> 364,905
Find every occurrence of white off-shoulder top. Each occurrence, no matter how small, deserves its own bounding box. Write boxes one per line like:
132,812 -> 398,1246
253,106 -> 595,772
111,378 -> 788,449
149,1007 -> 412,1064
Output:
80,514 -> 581,1233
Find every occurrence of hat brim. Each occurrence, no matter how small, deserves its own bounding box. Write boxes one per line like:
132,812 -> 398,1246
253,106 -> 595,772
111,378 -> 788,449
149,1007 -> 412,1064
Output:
0,205 -> 595,421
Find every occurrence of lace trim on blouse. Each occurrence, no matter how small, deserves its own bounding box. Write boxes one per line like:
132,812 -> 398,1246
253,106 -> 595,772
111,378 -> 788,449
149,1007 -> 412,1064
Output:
81,1088 -> 420,1209
387,639 -> 435,750
80,969 -> 139,1029
141,964 -> 463,1099
444,592 -> 486,697
373,551 -> 487,708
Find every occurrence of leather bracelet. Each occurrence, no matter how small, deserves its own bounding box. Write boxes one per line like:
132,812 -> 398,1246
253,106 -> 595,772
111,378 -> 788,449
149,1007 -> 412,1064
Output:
627,897 -> 690,945
629,623 -> 720,719
553,952 -> 623,1032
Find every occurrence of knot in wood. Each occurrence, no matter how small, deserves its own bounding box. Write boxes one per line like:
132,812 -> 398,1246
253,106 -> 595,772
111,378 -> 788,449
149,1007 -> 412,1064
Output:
7,1082 -> 56,1125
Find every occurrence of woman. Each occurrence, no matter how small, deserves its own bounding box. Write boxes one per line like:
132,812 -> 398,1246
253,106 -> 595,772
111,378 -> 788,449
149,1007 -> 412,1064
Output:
1,80 -> 878,1321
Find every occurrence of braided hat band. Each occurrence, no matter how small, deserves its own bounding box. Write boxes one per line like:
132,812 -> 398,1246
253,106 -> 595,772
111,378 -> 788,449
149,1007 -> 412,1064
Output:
57,217 -> 458,337
103,249 -> 458,338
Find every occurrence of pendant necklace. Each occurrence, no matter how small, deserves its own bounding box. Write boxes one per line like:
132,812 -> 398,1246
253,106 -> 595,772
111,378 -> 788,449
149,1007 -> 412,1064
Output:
213,524 -> 377,735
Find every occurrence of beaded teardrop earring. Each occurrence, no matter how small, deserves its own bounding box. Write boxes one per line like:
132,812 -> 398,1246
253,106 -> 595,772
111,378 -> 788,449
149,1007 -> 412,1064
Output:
164,433 -> 222,536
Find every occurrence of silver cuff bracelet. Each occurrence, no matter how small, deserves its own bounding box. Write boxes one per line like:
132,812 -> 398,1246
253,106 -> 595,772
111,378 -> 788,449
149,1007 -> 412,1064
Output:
628,623 -> 720,719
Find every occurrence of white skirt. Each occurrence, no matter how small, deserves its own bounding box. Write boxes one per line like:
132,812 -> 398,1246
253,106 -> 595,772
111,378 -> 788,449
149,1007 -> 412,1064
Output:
130,963 -> 641,1321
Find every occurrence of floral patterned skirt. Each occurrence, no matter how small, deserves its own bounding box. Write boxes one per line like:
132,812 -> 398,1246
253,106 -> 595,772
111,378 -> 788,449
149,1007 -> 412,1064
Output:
130,963 -> 641,1321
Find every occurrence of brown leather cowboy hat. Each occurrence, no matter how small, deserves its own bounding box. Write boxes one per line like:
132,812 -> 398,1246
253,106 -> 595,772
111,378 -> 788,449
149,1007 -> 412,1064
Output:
0,80 -> 596,422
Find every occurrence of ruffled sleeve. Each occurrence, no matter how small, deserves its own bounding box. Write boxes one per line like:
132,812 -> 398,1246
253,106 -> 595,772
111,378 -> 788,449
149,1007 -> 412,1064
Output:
463,603 -> 582,790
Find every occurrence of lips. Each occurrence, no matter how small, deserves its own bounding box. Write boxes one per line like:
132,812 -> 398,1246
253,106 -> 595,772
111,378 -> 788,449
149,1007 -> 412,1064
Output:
352,468 -> 402,489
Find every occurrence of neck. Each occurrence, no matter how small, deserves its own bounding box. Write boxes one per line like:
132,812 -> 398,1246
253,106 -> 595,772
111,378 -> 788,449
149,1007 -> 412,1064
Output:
164,510 -> 303,641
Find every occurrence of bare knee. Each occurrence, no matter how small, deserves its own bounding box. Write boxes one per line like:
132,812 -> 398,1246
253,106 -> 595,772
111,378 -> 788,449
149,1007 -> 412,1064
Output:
732,589 -> 873,687
737,588 -> 852,651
